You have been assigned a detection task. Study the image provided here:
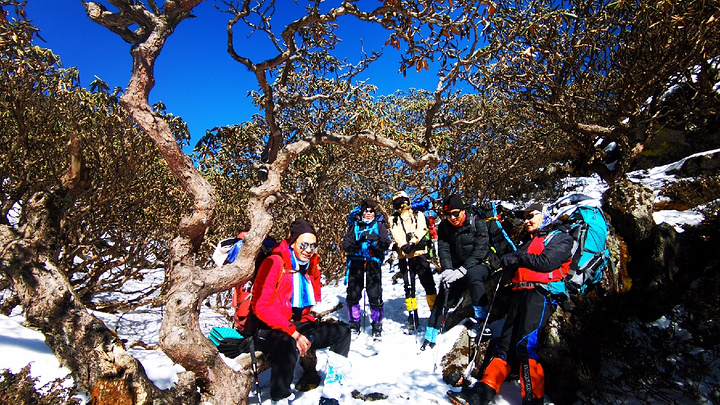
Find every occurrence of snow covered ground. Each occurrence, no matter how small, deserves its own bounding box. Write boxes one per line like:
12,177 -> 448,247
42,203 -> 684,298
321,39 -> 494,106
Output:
1,264 -> 526,405
1,150 -> 717,404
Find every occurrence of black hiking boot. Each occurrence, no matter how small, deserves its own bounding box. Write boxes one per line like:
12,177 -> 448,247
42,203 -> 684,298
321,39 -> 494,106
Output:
447,382 -> 496,405
420,339 -> 436,351
464,318 -> 492,340
349,321 -> 360,338
405,308 -> 419,332
371,323 -> 382,341
406,313 -> 416,331
318,397 -> 339,405
447,389 -> 473,405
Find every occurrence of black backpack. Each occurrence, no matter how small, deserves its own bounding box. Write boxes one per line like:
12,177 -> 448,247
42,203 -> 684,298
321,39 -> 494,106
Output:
467,202 -> 518,271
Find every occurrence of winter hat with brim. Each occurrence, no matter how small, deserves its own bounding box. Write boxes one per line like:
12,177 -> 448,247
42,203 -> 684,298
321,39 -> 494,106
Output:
442,194 -> 465,212
288,218 -> 317,244
392,191 -> 410,210
392,191 -> 409,202
515,202 -> 544,218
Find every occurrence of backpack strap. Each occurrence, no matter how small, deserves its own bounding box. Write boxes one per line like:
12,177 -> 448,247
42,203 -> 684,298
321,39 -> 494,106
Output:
468,214 -> 477,234
484,202 -> 517,252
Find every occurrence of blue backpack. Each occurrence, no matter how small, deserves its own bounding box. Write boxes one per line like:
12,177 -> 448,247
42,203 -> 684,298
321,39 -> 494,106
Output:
549,198 -> 613,294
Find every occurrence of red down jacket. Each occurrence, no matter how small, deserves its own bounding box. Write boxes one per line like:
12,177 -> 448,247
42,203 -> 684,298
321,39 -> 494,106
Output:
250,239 -> 322,336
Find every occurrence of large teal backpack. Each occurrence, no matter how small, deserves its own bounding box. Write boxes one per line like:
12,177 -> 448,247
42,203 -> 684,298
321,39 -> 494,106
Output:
551,198 -> 613,294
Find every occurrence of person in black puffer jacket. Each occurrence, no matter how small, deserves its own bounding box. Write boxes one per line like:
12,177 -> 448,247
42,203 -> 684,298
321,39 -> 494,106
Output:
421,193 -> 491,350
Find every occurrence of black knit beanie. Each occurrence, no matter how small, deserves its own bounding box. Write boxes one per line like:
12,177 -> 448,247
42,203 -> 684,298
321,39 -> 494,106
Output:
442,194 -> 465,212
360,198 -> 376,211
288,218 -> 317,244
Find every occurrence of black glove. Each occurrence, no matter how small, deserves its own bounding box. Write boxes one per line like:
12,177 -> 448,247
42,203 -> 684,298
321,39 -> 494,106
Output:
401,243 -> 415,254
500,266 -> 515,286
217,338 -> 251,359
367,233 -> 380,242
359,232 -> 368,242
500,252 -> 519,269
488,252 -> 502,272
499,253 -> 519,286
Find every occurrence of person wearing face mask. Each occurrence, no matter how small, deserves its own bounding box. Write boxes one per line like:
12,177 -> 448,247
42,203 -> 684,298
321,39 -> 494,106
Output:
250,219 -> 352,405
421,193 -> 491,351
342,198 -> 391,340
389,191 -> 438,335
447,203 -> 573,405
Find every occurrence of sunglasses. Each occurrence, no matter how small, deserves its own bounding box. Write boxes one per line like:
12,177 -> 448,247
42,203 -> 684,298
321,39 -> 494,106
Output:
523,211 -> 540,220
446,210 -> 462,218
364,208 -> 375,214
299,242 -> 318,252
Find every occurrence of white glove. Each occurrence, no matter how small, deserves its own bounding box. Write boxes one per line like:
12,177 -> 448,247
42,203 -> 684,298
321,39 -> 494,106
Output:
441,266 -> 467,286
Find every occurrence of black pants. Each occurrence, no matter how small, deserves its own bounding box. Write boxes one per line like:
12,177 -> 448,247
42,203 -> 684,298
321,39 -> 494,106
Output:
426,263 -> 490,329
253,321 -> 351,401
494,288 -> 557,365
346,258 -> 383,308
399,255 -> 437,299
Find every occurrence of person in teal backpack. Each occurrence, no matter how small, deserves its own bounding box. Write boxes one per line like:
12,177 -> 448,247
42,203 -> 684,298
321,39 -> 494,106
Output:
342,198 -> 391,340
448,203 -> 573,405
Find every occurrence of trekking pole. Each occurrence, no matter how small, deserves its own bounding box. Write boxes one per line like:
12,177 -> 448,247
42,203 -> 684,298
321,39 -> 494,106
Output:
405,265 -> 419,342
463,279 -> 502,379
248,336 -> 262,403
413,300 -> 420,345
363,260 -> 368,334
432,285 -> 451,373
438,282 -> 450,334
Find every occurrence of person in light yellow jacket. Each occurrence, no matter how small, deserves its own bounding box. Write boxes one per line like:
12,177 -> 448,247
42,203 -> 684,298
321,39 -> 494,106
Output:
389,191 -> 437,334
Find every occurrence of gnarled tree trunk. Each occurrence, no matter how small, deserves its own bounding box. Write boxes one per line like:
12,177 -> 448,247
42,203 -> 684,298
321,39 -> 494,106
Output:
0,191 -> 196,404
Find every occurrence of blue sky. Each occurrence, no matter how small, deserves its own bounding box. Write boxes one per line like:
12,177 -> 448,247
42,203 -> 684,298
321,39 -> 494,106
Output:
25,1 -> 441,149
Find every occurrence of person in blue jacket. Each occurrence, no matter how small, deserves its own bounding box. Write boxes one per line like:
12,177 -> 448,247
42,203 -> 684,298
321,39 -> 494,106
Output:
342,198 -> 391,340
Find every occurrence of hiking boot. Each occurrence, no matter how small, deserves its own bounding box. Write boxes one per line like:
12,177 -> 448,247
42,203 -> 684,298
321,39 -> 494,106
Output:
318,397 -> 339,405
420,339 -> 436,351
464,318 -> 478,338
464,318 -> 492,340
421,326 -> 438,351
447,383 -> 495,405
406,313 -> 416,331
447,389 -> 472,405
371,323 -> 382,341
349,321 -> 360,337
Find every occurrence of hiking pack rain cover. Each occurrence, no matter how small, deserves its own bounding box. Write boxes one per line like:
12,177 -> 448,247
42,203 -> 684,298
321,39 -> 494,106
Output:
548,194 -> 611,293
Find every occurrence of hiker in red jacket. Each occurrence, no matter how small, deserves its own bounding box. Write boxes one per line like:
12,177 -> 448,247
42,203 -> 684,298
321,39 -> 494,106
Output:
448,203 -> 573,405
251,219 -> 352,405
